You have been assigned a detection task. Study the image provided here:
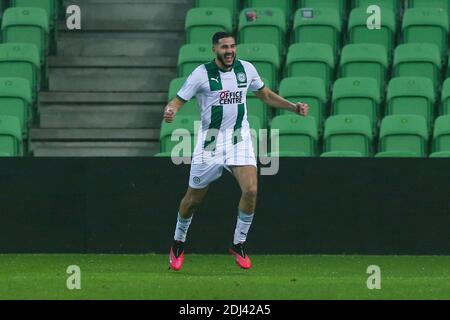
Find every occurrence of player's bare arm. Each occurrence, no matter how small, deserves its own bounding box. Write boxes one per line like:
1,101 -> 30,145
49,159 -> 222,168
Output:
254,87 -> 309,117
163,96 -> 185,123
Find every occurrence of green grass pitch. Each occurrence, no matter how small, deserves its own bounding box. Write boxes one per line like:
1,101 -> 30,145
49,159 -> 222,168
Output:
0,255 -> 449,300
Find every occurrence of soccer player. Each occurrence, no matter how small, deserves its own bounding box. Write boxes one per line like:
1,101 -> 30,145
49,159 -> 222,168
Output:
165,32 -> 309,271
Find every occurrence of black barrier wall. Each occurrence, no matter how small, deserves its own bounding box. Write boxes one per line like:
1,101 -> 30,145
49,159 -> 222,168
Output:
0,158 -> 449,254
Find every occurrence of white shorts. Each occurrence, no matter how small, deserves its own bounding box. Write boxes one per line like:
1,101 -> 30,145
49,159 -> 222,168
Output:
188,135 -> 257,189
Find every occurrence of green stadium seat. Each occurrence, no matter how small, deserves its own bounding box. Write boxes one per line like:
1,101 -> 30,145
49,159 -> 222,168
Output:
160,115 -> 198,156
245,0 -> 294,22
293,8 -> 342,57
12,0 -> 57,53
0,43 -> 40,100
248,115 -> 262,155
2,7 -> 49,65
408,0 -> 450,13
432,115 -> 450,155
340,44 -> 388,97
0,115 -> 23,156
352,0 -> 400,16
237,43 -> 280,89
0,77 -> 32,137
195,0 -> 238,19
348,8 -> 396,55
185,8 -> 232,44
278,77 -> 327,135
331,77 -> 380,134
153,151 -> 172,157
441,78 -> 450,115
429,151 -> 450,157
168,77 -> 201,118
402,8 -> 449,59
285,43 -> 335,91
375,151 -> 422,157
297,0 -> 347,18
238,7 -> 286,55
0,151 -> 12,157
393,43 -> 442,92
321,151 -> 365,157
177,44 -> 215,77
247,77 -> 271,129
323,115 -> 373,157
379,115 -> 429,157
386,77 -> 435,130
270,115 -> 318,157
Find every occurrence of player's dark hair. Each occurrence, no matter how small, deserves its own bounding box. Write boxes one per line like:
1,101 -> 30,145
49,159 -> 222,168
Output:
212,32 -> 235,45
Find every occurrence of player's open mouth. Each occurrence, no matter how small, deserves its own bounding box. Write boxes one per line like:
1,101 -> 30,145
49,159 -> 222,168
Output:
224,54 -> 234,64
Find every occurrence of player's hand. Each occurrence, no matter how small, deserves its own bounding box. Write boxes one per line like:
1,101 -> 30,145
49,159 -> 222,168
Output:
164,105 -> 177,123
295,102 -> 309,117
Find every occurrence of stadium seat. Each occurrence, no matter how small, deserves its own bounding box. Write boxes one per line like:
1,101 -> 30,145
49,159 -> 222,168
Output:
278,77 -> 327,135
331,77 -> 380,134
321,151 -> 365,157
432,115 -> 450,155
339,44 -> 388,97
0,151 -> 12,157
293,8 -> 342,57
386,77 -> 435,130
245,0 -> 294,22
402,8 -> 449,59
185,8 -> 232,44
168,77 -> 201,118
393,43 -> 442,93
429,151 -> 450,157
441,78 -> 450,115
379,115 -> 429,157
297,0 -> 347,18
160,115 -> 197,155
0,115 -> 23,156
177,44 -> 215,77
270,115 -> 318,157
247,77 -> 271,129
352,0 -> 400,16
247,115 -> 262,155
375,151 -> 422,157
195,0 -> 238,19
11,0 -> 57,53
238,7 -> 286,56
2,7 -> 49,65
0,77 -> 32,137
0,43 -> 40,100
348,8 -> 396,55
407,0 -> 450,13
285,43 -> 335,92
323,115 -> 373,157
237,43 -> 280,90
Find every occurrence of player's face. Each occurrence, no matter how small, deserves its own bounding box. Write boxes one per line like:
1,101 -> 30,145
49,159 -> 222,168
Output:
213,37 -> 236,68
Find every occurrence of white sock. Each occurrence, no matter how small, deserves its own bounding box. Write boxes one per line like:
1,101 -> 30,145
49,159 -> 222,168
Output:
233,210 -> 254,245
174,212 -> 193,242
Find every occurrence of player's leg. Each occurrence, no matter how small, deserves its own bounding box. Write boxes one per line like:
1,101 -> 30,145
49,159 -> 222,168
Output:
228,165 -> 258,269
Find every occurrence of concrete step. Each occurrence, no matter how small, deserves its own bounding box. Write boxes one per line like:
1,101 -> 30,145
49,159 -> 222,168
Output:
31,128 -> 159,141
48,56 -> 176,92
32,141 -> 159,157
38,104 -> 163,129
61,0 -> 192,32
56,31 -> 185,57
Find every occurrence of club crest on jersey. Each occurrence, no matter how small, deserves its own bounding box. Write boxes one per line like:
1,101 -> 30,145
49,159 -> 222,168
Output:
219,90 -> 244,105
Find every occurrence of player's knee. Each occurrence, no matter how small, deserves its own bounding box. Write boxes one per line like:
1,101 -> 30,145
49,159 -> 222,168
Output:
184,194 -> 203,210
242,186 -> 257,202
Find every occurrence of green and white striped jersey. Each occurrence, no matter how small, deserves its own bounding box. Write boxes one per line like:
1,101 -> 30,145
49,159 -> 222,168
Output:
177,59 -> 264,152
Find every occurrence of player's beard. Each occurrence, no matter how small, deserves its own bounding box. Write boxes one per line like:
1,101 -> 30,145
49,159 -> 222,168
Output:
217,52 -> 235,69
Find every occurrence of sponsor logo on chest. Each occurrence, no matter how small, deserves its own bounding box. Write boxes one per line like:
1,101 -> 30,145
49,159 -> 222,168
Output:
219,90 -> 244,105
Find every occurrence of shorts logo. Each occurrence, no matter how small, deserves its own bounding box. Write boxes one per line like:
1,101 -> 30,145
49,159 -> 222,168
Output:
237,72 -> 247,83
193,176 -> 201,185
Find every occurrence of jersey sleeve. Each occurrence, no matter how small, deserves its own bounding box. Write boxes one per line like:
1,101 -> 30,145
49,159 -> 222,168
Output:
248,63 -> 265,92
176,67 -> 203,102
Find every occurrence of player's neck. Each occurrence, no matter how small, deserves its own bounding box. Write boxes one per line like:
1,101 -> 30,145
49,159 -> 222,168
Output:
214,58 -> 233,72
